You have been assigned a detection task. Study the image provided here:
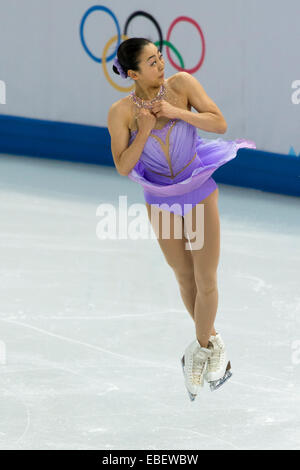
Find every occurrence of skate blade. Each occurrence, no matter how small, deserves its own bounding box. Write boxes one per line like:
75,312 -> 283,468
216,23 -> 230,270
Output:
181,355 -> 197,402
209,361 -> 232,392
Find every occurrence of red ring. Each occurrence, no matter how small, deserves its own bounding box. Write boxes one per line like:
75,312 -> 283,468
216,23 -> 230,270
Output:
166,16 -> 205,73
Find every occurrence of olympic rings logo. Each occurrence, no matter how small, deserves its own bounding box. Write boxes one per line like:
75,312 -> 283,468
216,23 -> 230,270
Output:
79,5 -> 206,92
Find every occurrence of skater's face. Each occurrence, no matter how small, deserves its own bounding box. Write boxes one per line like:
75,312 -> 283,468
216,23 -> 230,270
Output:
128,43 -> 165,84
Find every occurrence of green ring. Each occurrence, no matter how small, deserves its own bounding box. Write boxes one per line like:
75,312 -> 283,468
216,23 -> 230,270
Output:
154,39 -> 185,69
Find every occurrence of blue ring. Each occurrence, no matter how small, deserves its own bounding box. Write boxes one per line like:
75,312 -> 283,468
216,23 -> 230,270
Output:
79,6 -> 120,63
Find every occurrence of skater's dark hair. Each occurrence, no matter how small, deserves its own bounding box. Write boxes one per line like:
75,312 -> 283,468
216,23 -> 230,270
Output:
112,37 -> 154,78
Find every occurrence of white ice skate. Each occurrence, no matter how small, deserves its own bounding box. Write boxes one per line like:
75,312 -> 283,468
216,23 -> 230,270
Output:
181,339 -> 212,401
204,333 -> 232,391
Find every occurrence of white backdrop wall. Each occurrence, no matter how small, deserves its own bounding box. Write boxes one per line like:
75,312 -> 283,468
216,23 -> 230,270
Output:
0,0 -> 299,156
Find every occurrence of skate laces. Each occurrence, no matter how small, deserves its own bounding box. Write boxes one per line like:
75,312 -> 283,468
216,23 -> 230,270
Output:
191,349 -> 209,384
207,338 -> 224,372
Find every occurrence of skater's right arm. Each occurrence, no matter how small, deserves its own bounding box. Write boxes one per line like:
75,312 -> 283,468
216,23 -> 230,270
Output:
107,103 -> 154,176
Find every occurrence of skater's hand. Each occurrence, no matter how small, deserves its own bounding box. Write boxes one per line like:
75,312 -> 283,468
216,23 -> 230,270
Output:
136,108 -> 157,134
151,99 -> 178,119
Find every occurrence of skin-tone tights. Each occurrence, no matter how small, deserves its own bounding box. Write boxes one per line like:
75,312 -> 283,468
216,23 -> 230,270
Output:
145,187 -> 220,348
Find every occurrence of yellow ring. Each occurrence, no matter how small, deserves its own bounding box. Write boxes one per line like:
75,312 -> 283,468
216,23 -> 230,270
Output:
102,34 -> 135,92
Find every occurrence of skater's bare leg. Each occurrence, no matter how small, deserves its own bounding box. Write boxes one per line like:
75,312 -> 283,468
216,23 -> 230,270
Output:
145,202 -> 197,320
183,188 -> 220,348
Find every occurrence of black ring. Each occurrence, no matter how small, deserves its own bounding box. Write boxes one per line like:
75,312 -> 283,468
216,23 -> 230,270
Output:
123,11 -> 163,52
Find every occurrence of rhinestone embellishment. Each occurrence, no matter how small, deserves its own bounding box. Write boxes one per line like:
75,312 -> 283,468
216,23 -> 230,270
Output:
129,83 -> 166,109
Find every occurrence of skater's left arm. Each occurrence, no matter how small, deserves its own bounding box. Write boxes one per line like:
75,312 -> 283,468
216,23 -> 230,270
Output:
175,72 -> 227,134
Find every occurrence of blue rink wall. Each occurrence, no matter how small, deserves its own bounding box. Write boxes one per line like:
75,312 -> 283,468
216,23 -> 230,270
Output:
0,113 -> 299,198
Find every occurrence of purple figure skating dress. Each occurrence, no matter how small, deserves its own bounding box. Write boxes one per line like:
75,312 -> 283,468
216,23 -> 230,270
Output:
127,117 -> 256,216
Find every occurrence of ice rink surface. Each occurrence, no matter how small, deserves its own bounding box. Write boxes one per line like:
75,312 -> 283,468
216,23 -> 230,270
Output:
0,154 -> 299,450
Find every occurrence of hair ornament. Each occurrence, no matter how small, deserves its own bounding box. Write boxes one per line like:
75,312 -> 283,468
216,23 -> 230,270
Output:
113,57 -> 128,79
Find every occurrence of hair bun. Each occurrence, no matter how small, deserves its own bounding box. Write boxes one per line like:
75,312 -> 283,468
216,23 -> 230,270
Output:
112,57 -> 128,79
112,64 -> 120,75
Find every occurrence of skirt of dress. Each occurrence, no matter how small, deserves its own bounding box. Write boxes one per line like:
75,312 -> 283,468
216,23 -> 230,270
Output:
127,136 -> 256,216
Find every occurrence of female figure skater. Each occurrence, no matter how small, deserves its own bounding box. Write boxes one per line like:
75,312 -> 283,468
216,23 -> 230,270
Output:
107,38 -> 256,401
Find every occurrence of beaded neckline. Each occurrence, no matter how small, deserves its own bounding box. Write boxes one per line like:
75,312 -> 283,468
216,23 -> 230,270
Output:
129,82 -> 166,109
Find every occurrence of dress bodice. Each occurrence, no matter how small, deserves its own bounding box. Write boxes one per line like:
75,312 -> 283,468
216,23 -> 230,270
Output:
127,117 -> 256,199
129,119 -> 201,184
